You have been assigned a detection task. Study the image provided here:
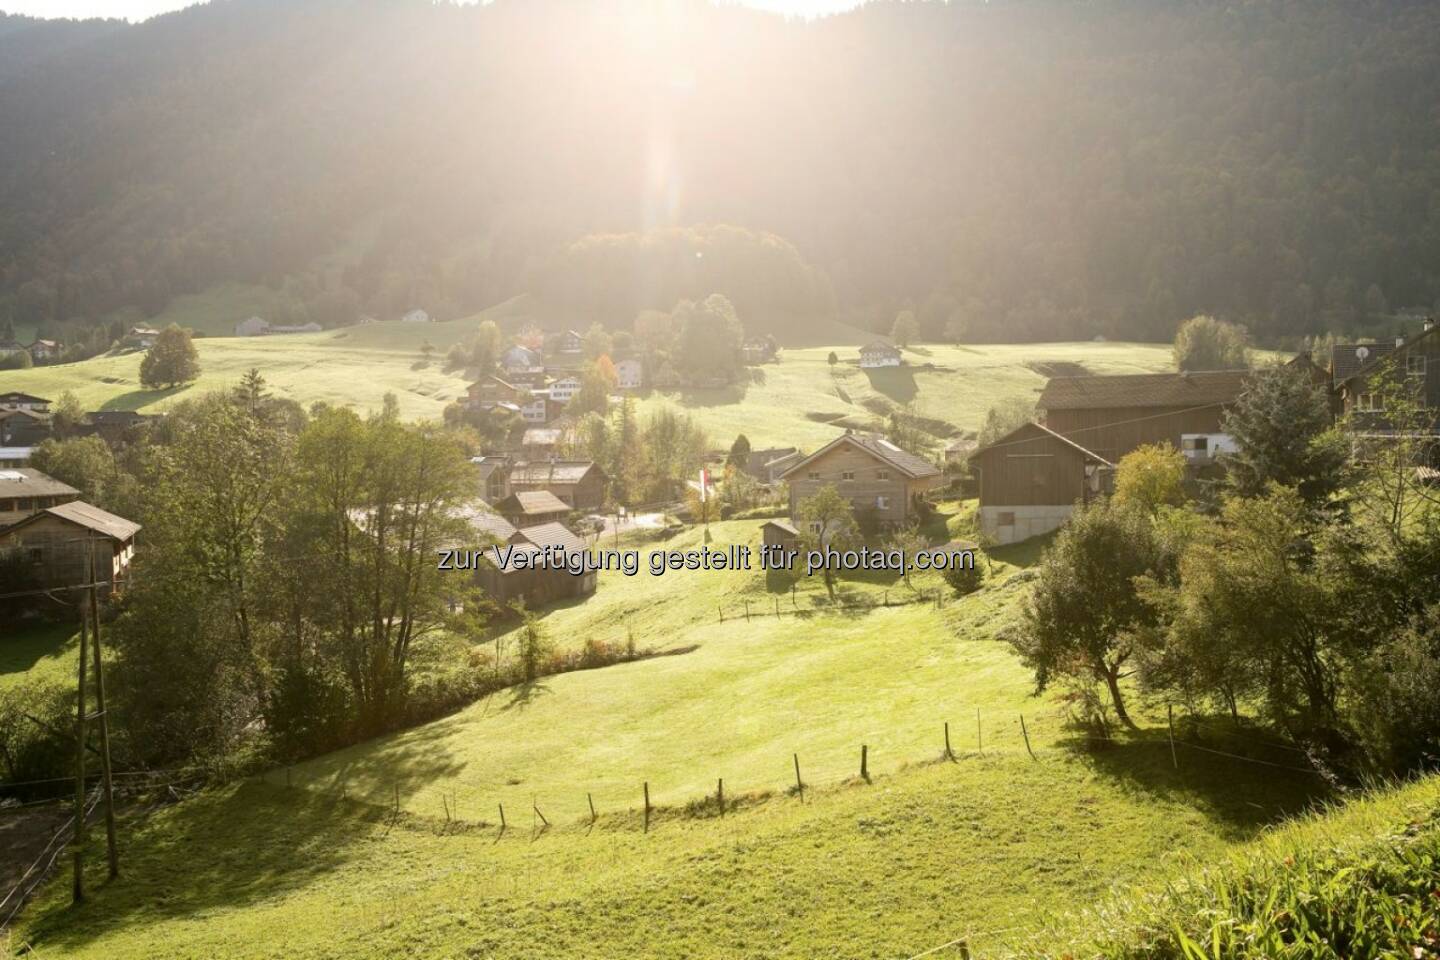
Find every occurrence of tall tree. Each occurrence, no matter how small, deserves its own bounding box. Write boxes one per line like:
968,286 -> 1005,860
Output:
1221,363 -> 1347,508
798,484 -> 860,599
139,324 -> 200,388
1173,315 -> 1249,372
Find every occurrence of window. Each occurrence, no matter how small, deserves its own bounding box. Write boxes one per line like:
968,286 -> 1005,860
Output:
807,471 -> 821,481
841,470 -> 855,481
876,495 -> 891,510
1408,355 -> 1427,378
1181,436 -> 1208,452
1356,393 -> 1384,413
27,547 -> 42,564
809,521 -> 823,534
997,511 -> 1016,527
876,469 -> 890,480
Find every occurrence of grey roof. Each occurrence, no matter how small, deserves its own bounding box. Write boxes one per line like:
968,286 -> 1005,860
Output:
972,421 -> 1114,467
498,490 -> 570,515
761,519 -> 799,536
519,522 -> 588,554
1335,325 -> 1440,384
1037,370 -> 1250,410
509,460 -> 601,485
859,341 -> 901,355
24,500 -> 140,541
0,468 -> 79,498
459,506 -> 518,542
0,392 -> 51,404
780,433 -> 941,481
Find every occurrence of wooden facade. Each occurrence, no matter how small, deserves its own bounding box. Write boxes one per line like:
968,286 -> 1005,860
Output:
1040,405 -> 1229,465
508,461 -> 607,511
1335,324 -> 1440,437
0,501 -> 140,596
971,422 -> 1112,544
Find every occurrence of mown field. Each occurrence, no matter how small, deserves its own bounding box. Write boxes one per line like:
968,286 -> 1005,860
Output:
5,320 -> 1175,448
11,519 -> 1336,959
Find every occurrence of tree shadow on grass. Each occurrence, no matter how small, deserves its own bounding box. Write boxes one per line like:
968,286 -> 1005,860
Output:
863,367 -> 918,405
499,677 -> 552,712
97,386 -> 187,410
1063,734 -> 1331,840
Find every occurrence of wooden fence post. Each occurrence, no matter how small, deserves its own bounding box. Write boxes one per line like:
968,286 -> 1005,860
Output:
976,707 -> 983,755
1020,714 -> 1036,760
717,778 -> 725,817
498,802 -> 506,830
534,803 -> 549,828
643,782 -> 652,833
393,783 -> 399,814
588,793 -> 597,823
744,600 -> 751,621
793,753 -> 804,802
1167,704 -> 1179,770
860,744 -> 869,781
944,721 -> 953,760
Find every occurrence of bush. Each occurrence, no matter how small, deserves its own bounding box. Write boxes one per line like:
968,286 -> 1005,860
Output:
942,550 -> 985,596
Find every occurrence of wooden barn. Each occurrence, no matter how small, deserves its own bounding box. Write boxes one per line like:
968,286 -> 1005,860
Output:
970,422 -> 1112,545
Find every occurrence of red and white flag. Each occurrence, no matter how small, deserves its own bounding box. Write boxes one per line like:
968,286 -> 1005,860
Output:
699,468 -> 710,502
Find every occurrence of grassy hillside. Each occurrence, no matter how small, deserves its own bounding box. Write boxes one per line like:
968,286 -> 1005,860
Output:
635,342 -> 1175,449
3,335 -> 1174,444
8,517 -> 1333,959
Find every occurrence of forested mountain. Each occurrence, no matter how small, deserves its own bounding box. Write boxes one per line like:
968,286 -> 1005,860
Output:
2,0 -> 1439,343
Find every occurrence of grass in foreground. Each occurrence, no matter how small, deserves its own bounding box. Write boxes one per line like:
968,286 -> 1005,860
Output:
0,622 -> 80,691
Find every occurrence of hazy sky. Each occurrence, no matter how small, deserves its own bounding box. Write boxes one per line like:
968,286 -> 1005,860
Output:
3,0 -> 870,22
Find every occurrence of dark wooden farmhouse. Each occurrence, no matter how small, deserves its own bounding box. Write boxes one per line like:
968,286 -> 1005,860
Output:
0,500 -> 140,596
507,460 -> 607,511
494,490 -> 571,528
1331,321 -> 1440,446
0,469 -> 79,530
971,422 -> 1113,545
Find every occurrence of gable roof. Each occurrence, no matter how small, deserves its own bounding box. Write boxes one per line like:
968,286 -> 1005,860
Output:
509,460 -> 601,485
971,421 -> 1114,467
496,490 -> 570,516
522,428 -> 562,446
0,392 -> 51,405
0,468 -> 79,499
859,341 -> 901,355
779,434 -> 941,481
3,500 -> 140,541
459,505 -> 518,542
518,521 -> 587,554
1037,370 -> 1250,411
1336,324 -> 1440,385
761,519 -> 799,537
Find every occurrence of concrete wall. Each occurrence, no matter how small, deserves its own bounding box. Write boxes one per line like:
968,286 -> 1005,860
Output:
979,503 -> 1075,545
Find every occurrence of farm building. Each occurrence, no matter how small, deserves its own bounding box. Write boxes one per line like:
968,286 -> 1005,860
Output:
859,341 -> 902,368
401,308 -> 432,323
1332,320 -> 1440,441
508,460 -> 607,511
616,358 -> 643,389
27,339 -> 59,361
970,422 -> 1113,545
0,468 -> 79,529
501,345 -> 543,372
741,447 -> 802,483
780,433 -> 942,531
0,500 -> 139,596
0,393 -> 51,414
466,376 -> 530,410
470,456 -> 512,502
760,518 -> 799,552
494,490 -> 572,528
553,329 -> 585,355
126,326 -> 160,348
548,376 -> 582,402
1038,369 -> 1250,466
465,514 -> 597,606
234,316 -> 270,336
519,395 -> 565,424
0,409 -> 50,446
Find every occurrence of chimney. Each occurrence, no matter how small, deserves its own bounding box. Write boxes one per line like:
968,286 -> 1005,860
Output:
1397,337 -> 1406,348
1425,317 -> 1435,333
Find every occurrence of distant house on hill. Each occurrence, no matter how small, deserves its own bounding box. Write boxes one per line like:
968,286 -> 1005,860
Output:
780,433 -> 942,531
462,511 -> 597,605
743,337 -> 778,364
126,326 -> 160,348
501,345 -> 543,372
615,358 -> 643,390
494,490 -> 571,528
970,422 -> 1113,545
508,460 -> 607,511
1037,369 -> 1250,466
27,339 -> 60,362
0,500 -> 140,596
0,468 -> 80,529
234,316 -> 270,337
466,376 -> 529,410
401,308 -> 432,324
519,395 -> 565,425
859,341 -> 902,368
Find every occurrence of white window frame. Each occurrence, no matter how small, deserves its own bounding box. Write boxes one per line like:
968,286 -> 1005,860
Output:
876,469 -> 890,480
1356,393 -> 1384,413
1407,355 -> 1427,378
875,495 -> 891,510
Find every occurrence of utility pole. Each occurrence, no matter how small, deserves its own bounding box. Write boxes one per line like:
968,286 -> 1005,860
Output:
72,582 -> 89,903
87,537 -> 120,878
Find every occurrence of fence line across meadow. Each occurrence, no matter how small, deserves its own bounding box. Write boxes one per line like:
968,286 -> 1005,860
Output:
253,705 -> 1329,836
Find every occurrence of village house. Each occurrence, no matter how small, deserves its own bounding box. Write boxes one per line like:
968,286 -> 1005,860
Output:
760,518 -> 799,554
0,408 -> 51,446
466,375 -> 530,410
0,392 -> 51,414
780,433 -> 943,531
0,341 -> 24,358
504,369 -> 548,391
27,339 -> 60,362
859,341 -> 902,369
234,316 -> 270,337
1037,369 -> 1251,466
501,345 -> 543,373
462,511 -> 597,605
1331,320 -> 1440,441
741,447 -> 802,483
508,460 -> 607,511
742,337 -> 778,364
615,358 -> 643,390
494,490 -> 572,528
401,308 -> 432,324
470,455 -> 512,502
970,422 -> 1114,544
0,500 -> 140,596
0,468 -> 80,529
553,329 -> 585,356
519,394 -> 565,424
0,447 -> 33,469
548,375 -> 582,403
521,428 -> 562,459
126,326 -> 160,348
